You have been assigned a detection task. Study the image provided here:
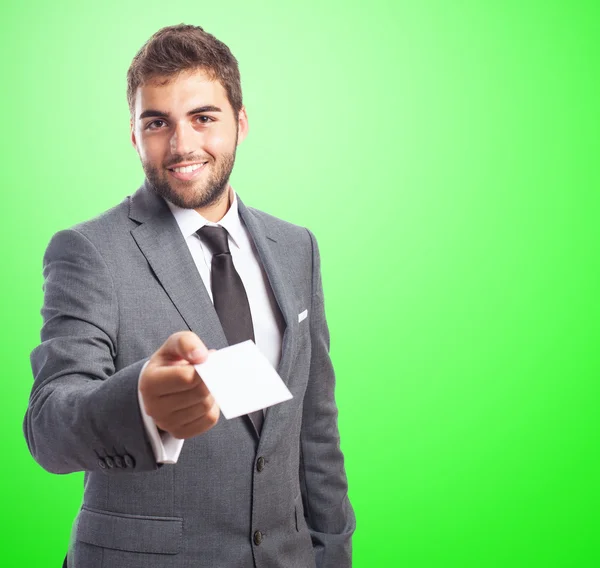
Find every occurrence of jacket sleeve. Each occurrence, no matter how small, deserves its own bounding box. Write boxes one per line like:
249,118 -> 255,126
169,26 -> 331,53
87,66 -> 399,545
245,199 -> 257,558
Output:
300,229 -> 356,567
23,228 -> 160,474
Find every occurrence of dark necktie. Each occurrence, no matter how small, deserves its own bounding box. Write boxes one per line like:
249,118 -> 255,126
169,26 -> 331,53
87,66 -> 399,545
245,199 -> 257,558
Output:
197,225 -> 263,434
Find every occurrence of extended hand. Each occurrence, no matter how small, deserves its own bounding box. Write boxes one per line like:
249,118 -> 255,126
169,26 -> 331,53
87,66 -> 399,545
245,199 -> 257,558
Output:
140,331 -> 220,439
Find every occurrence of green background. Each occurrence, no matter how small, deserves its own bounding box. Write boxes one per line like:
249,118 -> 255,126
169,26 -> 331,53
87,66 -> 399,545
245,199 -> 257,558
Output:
2,0 -> 599,566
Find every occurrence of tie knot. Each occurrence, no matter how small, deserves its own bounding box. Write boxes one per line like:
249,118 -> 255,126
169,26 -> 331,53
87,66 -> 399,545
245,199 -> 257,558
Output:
197,225 -> 230,255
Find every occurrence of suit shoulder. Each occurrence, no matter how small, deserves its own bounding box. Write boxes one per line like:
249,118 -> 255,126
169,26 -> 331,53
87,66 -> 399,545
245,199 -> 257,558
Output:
44,196 -> 135,260
69,196 -> 133,237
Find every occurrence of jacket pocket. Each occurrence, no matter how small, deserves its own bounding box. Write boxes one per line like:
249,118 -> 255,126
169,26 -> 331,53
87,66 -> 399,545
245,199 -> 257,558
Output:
77,506 -> 182,554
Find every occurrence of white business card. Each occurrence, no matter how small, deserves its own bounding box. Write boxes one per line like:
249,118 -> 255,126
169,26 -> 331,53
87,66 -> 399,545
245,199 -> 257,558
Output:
194,340 -> 293,419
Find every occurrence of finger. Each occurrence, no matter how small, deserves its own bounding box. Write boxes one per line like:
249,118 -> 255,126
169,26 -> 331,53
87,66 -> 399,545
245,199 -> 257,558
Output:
157,384 -> 214,412
170,402 -> 221,439
155,393 -> 216,424
154,331 -> 209,365
142,364 -> 203,396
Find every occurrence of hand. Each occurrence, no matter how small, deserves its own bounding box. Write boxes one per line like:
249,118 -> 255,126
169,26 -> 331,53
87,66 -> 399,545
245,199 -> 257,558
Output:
140,331 -> 220,439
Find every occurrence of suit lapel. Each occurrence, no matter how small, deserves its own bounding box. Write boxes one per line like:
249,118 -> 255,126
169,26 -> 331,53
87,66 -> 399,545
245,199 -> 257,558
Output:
237,198 -> 299,438
128,184 -> 228,350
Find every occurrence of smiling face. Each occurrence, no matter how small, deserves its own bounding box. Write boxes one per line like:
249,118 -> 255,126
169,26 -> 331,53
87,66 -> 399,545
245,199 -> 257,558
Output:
131,68 -> 248,217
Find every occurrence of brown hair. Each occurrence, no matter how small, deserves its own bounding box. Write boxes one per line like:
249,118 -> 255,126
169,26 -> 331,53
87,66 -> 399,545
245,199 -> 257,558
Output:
127,24 -> 243,117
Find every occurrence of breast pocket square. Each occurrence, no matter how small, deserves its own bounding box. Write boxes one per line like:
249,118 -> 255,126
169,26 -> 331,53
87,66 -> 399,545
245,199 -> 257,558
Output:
298,309 -> 308,323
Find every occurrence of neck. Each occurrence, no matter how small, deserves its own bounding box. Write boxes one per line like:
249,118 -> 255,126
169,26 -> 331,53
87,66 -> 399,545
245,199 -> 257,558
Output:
196,186 -> 232,222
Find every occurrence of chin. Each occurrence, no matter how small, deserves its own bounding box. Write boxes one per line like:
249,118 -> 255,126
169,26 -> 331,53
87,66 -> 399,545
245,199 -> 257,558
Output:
182,187 -> 227,210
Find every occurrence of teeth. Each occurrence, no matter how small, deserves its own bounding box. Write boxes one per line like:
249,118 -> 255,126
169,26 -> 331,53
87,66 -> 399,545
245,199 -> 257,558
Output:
172,163 -> 205,173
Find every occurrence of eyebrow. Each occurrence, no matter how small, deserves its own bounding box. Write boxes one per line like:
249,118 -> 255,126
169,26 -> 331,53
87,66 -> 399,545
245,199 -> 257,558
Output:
138,106 -> 223,120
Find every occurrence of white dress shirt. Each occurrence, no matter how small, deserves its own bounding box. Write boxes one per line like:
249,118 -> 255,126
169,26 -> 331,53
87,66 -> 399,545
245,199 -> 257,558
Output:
137,187 -> 285,463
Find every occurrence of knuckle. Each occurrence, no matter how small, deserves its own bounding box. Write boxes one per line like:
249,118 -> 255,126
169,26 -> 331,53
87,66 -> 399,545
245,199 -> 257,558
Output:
207,406 -> 220,426
150,407 -> 168,424
170,364 -> 187,379
198,396 -> 212,414
171,365 -> 195,384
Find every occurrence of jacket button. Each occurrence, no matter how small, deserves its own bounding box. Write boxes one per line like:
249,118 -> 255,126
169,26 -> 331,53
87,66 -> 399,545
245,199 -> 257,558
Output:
123,454 -> 136,468
105,456 -> 115,468
97,458 -> 107,469
253,531 -> 263,545
114,455 -> 124,468
256,457 -> 265,472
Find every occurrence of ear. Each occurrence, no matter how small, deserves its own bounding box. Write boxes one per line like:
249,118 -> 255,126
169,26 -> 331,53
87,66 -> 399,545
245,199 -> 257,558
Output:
130,119 -> 138,150
236,106 -> 249,145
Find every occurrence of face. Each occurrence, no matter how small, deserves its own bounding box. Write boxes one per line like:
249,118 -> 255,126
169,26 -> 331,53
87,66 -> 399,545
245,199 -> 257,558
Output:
131,69 -> 248,211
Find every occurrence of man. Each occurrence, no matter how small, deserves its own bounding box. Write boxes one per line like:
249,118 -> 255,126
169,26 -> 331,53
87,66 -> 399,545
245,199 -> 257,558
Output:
23,23 -> 355,568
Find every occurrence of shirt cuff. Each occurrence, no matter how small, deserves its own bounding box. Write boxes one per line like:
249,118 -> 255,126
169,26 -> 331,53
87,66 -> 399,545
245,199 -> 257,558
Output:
138,360 -> 184,464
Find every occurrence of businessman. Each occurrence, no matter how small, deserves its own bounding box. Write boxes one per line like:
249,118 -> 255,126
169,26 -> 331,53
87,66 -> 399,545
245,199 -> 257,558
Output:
24,23 -> 355,568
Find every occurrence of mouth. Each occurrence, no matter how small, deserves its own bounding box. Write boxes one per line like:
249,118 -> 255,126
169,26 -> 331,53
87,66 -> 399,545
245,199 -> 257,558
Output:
166,161 -> 208,181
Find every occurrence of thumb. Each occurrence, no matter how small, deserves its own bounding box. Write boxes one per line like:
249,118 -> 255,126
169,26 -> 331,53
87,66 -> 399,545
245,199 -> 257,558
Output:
156,331 -> 209,365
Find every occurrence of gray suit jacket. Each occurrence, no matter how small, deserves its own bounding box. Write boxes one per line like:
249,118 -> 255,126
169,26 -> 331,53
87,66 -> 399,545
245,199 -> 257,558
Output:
24,183 -> 355,568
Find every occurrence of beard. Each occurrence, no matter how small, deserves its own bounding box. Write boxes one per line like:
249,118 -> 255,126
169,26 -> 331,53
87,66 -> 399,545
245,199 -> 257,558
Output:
143,146 -> 237,210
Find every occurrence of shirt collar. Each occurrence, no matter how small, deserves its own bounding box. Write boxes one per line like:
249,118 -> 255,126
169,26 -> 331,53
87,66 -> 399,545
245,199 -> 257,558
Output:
164,186 -> 244,249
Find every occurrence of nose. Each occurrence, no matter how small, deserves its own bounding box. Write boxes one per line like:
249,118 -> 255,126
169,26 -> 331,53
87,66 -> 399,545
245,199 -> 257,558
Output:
169,121 -> 197,156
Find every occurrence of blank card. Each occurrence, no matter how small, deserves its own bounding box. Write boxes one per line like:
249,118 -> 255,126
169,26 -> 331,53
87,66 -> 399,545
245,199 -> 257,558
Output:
194,340 -> 293,419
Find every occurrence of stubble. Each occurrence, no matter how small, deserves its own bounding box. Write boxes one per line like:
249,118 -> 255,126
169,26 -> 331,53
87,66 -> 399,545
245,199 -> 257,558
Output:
144,148 -> 236,210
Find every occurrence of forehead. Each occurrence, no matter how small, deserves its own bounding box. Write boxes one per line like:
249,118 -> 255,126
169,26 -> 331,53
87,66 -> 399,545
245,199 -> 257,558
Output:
134,69 -> 231,115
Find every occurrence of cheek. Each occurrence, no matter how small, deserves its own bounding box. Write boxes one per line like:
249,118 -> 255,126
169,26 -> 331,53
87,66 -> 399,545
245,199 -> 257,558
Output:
205,133 -> 228,152
204,125 -> 237,154
138,136 -> 165,163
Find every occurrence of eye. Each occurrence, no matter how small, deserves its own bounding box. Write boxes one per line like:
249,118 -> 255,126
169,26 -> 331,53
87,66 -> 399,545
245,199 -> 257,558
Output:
146,119 -> 167,130
195,115 -> 214,124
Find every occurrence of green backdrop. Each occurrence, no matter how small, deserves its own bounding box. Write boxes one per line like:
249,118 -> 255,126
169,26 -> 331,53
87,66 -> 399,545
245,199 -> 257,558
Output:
2,0 -> 598,566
